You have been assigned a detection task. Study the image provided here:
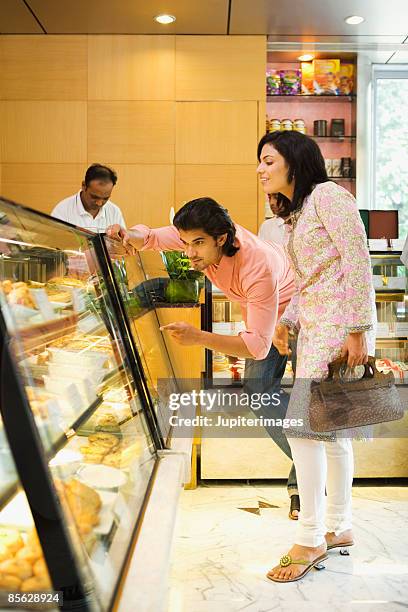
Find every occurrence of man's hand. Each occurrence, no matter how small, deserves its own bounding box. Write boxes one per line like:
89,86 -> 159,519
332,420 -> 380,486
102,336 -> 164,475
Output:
160,322 -> 202,346
340,332 -> 368,368
273,323 -> 290,356
106,224 -> 142,254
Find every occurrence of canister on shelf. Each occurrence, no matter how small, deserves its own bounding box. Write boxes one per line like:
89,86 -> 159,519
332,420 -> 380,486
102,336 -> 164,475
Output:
281,119 -> 293,131
293,118 -> 306,133
269,118 -> 281,132
314,120 -> 328,136
330,118 -> 345,137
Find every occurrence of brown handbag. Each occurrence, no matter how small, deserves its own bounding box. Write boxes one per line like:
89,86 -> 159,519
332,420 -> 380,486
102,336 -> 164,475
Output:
309,356 -> 405,433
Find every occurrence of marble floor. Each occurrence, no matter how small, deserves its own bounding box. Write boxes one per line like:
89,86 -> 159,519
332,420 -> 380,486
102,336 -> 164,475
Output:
167,484 -> 408,612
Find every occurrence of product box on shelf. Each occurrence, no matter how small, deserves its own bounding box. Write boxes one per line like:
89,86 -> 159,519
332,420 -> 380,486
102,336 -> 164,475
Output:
301,61 -> 314,95
338,63 -> 355,95
313,59 -> 340,95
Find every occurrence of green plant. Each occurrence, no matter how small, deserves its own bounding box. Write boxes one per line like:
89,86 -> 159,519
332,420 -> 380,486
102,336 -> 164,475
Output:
160,251 -> 203,281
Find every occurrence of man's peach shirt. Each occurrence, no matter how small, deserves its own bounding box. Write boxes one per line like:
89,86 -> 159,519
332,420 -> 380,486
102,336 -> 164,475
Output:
134,223 -> 295,360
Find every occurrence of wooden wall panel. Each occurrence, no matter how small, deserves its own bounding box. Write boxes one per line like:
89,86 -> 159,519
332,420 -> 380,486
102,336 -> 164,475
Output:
0,101 -> 87,163
175,36 -> 265,100
88,101 -> 176,164
105,164 -> 174,228
0,36 -> 87,101
257,99 -> 268,229
176,101 -> 258,164
1,164 -> 84,214
175,165 -> 258,233
88,36 -> 175,100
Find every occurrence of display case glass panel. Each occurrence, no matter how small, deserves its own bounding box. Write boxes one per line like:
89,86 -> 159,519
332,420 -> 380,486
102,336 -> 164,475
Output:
0,198 -> 158,609
372,253 -> 408,383
103,246 -> 179,443
0,425 -> 59,607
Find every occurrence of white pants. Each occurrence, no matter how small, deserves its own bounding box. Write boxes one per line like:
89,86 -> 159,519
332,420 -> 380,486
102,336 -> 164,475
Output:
288,436 -> 354,547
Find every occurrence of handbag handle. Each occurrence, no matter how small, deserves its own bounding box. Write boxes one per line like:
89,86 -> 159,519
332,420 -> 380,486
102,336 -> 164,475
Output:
328,355 -> 379,381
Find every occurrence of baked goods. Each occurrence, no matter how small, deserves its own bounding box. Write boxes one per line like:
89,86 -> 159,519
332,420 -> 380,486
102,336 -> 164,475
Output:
0,544 -> 10,563
33,558 -> 49,579
48,277 -> 84,288
8,284 -> 36,309
0,529 -> 24,555
15,546 -> 42,565
21,574 -> 51,592
102,450 -> 122,468
0,559 -> 32,581
95,412 -> 120,432
0,573 -> 22,590
55,478 -> 101,537
1,280 -> 12,295
88,433 -> 119,450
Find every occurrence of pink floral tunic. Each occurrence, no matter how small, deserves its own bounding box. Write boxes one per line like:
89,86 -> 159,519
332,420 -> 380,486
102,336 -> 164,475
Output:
281,181 -> 377,440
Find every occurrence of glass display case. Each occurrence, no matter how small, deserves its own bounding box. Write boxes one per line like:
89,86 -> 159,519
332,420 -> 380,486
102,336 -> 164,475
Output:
371,252 -> 408,383
0,197 -> 166,610
103,247 -> 179,444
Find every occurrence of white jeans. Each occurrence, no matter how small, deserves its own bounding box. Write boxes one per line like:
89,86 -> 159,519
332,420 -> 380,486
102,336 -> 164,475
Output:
288,436 -> 354,547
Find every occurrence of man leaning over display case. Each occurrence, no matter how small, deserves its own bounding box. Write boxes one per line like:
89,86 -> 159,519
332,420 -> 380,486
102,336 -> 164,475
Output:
106,197 -> 301,519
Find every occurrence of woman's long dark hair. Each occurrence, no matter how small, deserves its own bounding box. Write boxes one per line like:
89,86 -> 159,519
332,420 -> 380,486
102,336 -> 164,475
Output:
173,197 -> 239,256
257,131 -> 328,218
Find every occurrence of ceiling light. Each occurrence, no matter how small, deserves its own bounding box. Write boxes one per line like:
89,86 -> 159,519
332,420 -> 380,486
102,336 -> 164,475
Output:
345,15 -> 365,25
154,14 -> 176,25
298,54 -> 314,62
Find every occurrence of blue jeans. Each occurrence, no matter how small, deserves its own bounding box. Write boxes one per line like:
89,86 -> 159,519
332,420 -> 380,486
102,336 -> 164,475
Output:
243,343 -> 298,497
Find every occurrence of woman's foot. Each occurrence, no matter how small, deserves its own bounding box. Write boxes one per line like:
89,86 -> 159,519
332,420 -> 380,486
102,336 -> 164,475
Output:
325,529 -> 354,549
288,494 -> 300,520
267,542 -> 327,582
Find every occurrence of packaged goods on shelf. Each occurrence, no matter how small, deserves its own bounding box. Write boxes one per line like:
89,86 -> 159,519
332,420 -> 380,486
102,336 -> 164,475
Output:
301,61 -> 314,95
338,63 -> 355,95
279,69 -> 301,95
266,69 -> 281,95
313,59 -> 340,95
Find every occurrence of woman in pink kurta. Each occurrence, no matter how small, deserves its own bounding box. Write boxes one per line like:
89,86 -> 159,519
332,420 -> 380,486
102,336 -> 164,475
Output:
256,130 -> 376,584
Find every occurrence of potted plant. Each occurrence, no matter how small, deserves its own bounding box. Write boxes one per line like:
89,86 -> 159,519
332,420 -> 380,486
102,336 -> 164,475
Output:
160,251 -> 203,304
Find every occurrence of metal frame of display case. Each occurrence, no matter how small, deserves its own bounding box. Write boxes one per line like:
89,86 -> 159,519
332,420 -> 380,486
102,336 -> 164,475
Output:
0,197 -> 168,610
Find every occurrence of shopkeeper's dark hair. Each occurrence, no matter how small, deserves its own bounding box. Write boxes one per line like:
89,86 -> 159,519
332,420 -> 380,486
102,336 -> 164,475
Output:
257,131 -> 328,219
84,163 -> 118,187
173,197 -> 239,257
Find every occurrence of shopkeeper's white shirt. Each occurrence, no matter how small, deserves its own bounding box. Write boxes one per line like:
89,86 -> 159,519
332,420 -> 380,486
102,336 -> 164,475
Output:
51,191 -> 126,232
258,216 -> 286,245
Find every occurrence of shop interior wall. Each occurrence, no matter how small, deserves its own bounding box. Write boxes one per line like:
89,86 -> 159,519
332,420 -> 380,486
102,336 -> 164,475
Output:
0,35 -> 265,233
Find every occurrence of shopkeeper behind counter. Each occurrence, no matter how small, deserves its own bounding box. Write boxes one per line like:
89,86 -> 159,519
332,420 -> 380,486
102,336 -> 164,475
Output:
106,197 -> 294,361
51,164 -> 126,232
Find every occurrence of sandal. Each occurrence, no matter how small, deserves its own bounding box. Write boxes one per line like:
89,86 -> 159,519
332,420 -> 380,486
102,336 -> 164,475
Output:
327,541 -> 354,555
267,552 -> 328,583
288,494 -> 300,520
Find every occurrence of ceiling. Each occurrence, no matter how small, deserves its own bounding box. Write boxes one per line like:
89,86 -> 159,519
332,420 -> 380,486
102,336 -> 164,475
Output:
0,0 -> 407,48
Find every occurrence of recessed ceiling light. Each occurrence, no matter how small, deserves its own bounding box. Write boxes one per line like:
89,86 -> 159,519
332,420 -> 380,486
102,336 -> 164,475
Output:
154,14 -> 176,25
298,54 -> 314,62
345,15 -> 365,25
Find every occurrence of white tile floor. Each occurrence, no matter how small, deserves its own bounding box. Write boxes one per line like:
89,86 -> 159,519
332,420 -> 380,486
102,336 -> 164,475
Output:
167,484 -> 408,612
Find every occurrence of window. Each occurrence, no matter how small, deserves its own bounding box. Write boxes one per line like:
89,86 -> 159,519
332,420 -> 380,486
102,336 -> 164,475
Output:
372,66 -> 408,240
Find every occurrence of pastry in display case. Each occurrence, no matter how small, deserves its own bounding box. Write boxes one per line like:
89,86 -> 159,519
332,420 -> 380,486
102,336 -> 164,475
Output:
0,197 -> 166,610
